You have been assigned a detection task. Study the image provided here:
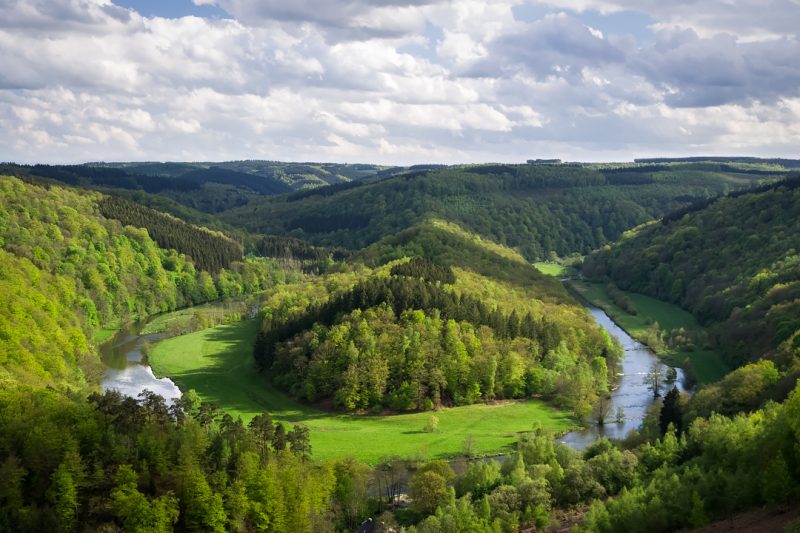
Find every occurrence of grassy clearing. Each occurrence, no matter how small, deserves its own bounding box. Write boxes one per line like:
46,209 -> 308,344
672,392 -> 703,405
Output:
139,303 -> 227,336
568,280 -> 730,383
149,319 -> 575,464
93,321 -> 121,345
533,262 -> 568,277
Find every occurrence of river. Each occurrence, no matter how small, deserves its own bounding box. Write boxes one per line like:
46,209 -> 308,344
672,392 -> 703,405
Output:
558,306 -> 689,449
100,305 -> 687,450
100,321 -> 182,404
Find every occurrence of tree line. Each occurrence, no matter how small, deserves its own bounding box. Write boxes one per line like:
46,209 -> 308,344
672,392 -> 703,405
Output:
254,274 -> 567,372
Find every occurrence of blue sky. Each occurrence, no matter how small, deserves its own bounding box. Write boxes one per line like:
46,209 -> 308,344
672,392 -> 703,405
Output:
113,0 -> 229,18
0,0 -> 798,164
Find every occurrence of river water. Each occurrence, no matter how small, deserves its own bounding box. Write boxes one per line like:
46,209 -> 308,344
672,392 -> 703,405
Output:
100,305 -> 686,450
558,307 -> 689,449
100,321 -> 182,404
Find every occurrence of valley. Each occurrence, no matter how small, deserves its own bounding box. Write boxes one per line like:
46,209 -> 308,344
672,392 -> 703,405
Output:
1,161 -> 799,532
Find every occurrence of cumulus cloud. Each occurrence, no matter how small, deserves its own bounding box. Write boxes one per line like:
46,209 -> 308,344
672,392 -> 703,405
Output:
0,0 -> 797,164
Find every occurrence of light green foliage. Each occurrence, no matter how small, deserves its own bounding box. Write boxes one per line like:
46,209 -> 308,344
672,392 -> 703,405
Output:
0,387 -> 337,532
685,360 -> 780,421
0,175 -> 278,389
111,465 -> 179,533
424,415 -> 440,433
583,381 -> 800,532
457,461 -> 502,498
411,470 -> 452,516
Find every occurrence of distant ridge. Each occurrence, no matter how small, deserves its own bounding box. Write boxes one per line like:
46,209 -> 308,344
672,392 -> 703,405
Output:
635,156 -> 800,168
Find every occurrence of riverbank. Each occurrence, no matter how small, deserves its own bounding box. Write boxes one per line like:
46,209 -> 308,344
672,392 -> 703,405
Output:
148,318 -> 576,464
567,280 -> 729,384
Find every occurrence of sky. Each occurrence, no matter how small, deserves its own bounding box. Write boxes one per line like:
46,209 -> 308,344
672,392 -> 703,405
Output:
1,0 -> 799,165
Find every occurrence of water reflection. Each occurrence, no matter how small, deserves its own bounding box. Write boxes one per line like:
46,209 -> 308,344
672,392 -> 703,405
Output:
100,322 -> 182,404
559,307 -> 689,449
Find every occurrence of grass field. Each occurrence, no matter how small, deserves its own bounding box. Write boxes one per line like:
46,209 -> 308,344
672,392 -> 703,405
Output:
533,262 -> 569,277
93,320 -> 121,345
568,280 -> 730,383
149,319 -> 576,464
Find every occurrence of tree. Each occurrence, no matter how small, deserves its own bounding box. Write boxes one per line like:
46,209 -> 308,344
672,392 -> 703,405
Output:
111,465 -> 179,533
288,423 -> 312,459
593,394 -> 613,426
333,458 -> 371,529
48,463 -> 77,532
249,412 -> 274,462
644,361 -> 664,398
272,422 -> 287,451
410,471 -> 449,516
423,414 -> 440,433
659,386 -> 682,435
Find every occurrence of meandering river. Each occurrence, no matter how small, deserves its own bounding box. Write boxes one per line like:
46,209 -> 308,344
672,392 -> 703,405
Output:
100,305 -> 687,450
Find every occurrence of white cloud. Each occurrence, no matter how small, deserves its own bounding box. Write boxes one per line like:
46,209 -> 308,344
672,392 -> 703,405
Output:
0,0 -> 797,164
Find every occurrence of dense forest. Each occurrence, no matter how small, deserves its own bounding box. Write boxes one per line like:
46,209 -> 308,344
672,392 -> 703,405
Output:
256,271 -> 617,413
220,163 -> 770,260
583,175 -> 800,368
99,196 -> 243,273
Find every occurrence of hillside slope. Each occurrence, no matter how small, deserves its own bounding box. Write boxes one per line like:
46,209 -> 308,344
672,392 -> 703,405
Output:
583,176 -> 800,367
220,163 -> 771,261
0,175 -> 277,389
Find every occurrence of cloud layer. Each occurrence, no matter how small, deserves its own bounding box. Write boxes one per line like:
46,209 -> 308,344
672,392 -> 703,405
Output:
1,0 -> 798,164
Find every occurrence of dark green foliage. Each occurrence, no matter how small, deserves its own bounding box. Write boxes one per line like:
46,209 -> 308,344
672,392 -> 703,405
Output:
19,164 -> 202,193
180,167 -> 293,195
0,388 -> 336,532
606,283 -> 637,315
221,164 -> 767,260
659,387 -> 683,435
390,257 -> 456,284
583,176 -> 800,367
255,235 -> 349,262
635,156 -> 800,168
99,196 -> 243,272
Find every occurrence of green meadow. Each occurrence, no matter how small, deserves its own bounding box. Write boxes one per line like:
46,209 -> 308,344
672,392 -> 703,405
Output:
149,318 -> 576,464
568,280 -> 730,383
533,262 -> 569,277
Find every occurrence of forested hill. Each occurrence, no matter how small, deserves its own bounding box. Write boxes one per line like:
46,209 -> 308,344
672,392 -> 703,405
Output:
0,175 -> 278,390
219,162 -> 773,261
0,161 -> 405,216
254,221 -> 620,415
582,175 -> 800,368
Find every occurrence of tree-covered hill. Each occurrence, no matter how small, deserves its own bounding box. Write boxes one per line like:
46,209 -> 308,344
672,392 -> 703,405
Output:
582,175 -> 800,368
254,222 -> 620,417
0,175 -> 279,390
219,163 -> 774,261
0,161 -> 405,216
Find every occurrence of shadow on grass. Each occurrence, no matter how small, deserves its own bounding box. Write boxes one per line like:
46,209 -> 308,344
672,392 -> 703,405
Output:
165,319 -> 339,424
